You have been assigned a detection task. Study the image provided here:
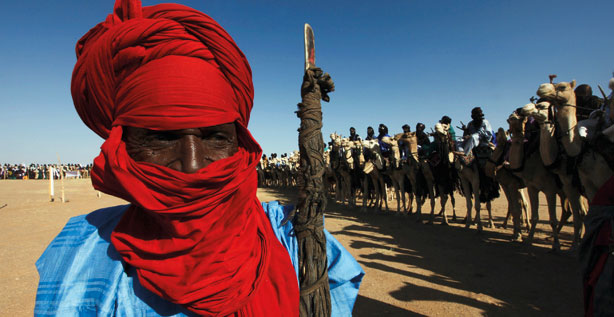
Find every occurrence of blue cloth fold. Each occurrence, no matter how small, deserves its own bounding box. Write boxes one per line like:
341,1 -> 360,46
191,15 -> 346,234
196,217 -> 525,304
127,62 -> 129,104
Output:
35,203 -> 364,316
261,201 -> 364,317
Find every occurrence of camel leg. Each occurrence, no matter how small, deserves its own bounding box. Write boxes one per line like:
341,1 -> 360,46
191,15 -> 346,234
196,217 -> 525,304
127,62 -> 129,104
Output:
450,193 -> 457,222
508,188 -> 523,242
348,173 -> 356,207
335,176 -> 342,201
398,176 -> 406,214
382,181 -> 390,212
407,191 -> 414,215
373,176 -> 380,211
361,176 -> 369,212
563,188 -> 585,251
545,193 -> 561,252
368,174 -> 377,209
345,174 -> 352,206
519,189 -> 530,231
393,179 -> 401,214
486,201 -> 494,228
427,185 -> 436,225
526,187 -> 539,245
439,186 -> 449,225
556,196 -> 571,233
462,179 -> 472,228
472,179 -> 482,232
500,184 -> 512,229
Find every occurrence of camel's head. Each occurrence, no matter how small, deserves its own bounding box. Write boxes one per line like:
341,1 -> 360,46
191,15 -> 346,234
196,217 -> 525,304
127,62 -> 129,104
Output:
495,127 -> 507,145
434,123 -> 447,136
537,80 -> 576,106
341,137 -> 353,151
507,112 -> 527,139
519,102 -> 548,123
330,132 -> 341,143
532,100 -> 552,123
362,139 -> 380,153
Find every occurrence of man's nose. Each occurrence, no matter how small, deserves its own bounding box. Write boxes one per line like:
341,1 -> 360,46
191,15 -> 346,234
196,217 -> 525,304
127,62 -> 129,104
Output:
179,135 -> 207,173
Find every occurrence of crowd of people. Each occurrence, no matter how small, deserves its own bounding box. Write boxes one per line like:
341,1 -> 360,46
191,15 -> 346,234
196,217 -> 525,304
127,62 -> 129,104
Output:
0,163 -> 91,180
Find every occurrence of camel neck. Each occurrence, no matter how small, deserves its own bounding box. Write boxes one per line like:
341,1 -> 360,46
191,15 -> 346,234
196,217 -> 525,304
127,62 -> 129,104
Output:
555,105 -> 582,157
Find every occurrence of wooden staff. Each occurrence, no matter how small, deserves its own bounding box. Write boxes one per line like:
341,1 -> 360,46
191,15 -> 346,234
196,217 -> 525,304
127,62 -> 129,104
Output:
293,24 -> 335,316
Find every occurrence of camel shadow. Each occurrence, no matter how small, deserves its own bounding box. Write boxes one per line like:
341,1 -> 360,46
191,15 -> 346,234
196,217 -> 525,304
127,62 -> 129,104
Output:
258,186 -> 582,316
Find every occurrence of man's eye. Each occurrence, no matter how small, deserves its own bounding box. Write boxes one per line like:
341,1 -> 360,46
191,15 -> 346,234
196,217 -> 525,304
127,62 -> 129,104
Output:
204,133 -> 230,142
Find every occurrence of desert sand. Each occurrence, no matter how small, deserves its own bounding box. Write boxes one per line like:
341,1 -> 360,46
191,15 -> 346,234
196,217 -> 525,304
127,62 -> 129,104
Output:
0,179 -> 581,316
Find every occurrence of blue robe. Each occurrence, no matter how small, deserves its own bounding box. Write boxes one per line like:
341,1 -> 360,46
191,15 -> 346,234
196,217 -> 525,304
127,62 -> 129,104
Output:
35,202 -> 364,316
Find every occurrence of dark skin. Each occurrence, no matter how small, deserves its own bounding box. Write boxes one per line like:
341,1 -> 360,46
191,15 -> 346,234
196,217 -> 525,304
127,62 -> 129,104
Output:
123,122 -> 238,173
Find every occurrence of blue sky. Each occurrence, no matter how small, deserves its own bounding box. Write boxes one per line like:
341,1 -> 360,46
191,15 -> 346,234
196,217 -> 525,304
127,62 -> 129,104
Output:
1,0 -> 612,164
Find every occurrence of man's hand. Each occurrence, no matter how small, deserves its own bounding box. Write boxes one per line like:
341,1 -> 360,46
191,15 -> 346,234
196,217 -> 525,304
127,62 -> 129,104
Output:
301,67 -> 335,102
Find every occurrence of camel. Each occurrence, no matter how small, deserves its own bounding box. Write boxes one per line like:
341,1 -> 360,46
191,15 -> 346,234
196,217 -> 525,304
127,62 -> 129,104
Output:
323,149 -> 339,198
453,153 -> 495,232
397,132 -> 437,220
361,139 -> 389,212
506,111 -> 566,251
335,138 -> 356,206
452,128 -> 498,232
428,124 -> 461,225
328,133 -> 353,204
484,128 -> 530,241
535,80 -> 614,202
381,135 -> 412,214
520,101 -> 589,249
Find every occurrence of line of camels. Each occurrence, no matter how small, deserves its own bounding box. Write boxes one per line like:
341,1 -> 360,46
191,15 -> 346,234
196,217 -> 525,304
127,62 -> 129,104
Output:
258,77 -> 614,252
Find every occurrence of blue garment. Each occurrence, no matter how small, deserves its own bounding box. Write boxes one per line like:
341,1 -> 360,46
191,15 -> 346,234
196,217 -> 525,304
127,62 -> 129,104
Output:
377,134 -> 392,154
460,119 -> 492,155
35,203 -> 364,316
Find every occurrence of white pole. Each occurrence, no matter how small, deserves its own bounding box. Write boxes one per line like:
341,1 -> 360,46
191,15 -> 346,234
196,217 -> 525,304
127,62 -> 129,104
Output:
49,167 -> 55,202
56,154 -> 65,203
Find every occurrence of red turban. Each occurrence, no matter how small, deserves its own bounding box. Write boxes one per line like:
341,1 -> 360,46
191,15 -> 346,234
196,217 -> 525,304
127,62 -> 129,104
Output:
71,0 -> 299,315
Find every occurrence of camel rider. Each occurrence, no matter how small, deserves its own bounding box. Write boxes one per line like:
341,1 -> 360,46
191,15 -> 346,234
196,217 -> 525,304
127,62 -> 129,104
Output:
365,126 -> 375,140
574,84 -> 610,140
377,124 -> 392,157
459,107 -> 493,156
439,115 -> 456,141
349,127 -> 361,141
348,127 -> 361,168
399,124 -> 411,159
416,122 -> 433,157
576,81 -> 612,140
575,84 -> 603,121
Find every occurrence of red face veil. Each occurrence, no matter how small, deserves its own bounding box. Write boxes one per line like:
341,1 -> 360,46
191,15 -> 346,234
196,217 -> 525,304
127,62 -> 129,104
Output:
71,0 -> 299,315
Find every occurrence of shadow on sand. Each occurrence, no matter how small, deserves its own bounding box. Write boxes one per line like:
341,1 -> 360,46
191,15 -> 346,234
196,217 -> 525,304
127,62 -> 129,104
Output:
258,186 -> 582,316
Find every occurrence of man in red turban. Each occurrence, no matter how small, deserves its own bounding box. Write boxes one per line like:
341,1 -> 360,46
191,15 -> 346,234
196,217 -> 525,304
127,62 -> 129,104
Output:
36,0 -> 304,315
35,1 -> 364,315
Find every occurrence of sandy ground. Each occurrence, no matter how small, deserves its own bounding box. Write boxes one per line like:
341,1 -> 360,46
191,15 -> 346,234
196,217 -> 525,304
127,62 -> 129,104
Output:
1,179 -> 581,316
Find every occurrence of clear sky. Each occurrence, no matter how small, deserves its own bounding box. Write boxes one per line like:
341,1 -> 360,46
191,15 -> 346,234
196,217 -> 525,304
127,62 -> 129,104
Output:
1,0 -> 612,164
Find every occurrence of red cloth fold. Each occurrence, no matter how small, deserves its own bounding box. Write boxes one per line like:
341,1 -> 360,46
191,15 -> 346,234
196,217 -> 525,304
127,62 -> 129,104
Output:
71,0 -> 298,315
